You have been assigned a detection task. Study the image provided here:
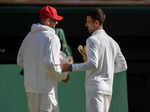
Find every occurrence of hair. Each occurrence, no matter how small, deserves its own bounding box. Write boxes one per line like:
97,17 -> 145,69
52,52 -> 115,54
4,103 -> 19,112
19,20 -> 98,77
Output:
40,18 -> 47,23
40,17 -> 57,23
87,8 -> 106,25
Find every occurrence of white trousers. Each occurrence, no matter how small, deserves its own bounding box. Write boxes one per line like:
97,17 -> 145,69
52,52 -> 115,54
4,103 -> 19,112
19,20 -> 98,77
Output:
86,91 -> 112,112
26,92 -> 59,112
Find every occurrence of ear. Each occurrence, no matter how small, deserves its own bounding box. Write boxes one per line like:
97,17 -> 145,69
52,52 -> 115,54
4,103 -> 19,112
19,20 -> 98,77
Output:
46,19 -> 51,26
95,20 -> 100,26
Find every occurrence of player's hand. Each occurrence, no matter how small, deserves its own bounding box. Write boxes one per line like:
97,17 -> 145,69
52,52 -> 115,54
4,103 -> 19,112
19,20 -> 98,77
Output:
62,75 -> 70,83
61,63 -> 70,72
69,56 -> 74,64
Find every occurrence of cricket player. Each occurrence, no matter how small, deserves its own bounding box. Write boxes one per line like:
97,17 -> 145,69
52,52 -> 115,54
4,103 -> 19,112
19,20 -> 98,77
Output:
61,8 -> 127,112
17,5 -> 68,112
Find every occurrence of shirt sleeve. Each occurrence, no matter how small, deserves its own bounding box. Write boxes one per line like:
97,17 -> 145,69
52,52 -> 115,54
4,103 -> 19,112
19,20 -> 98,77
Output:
43,37 -> 68,81
114,47 -> 127,73
50,38 -> 62,73
43,37 -> 62,73
72,38 -> 99,71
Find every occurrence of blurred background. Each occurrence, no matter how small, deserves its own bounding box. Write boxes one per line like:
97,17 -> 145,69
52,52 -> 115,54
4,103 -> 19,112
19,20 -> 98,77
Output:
0,0 -> 150,112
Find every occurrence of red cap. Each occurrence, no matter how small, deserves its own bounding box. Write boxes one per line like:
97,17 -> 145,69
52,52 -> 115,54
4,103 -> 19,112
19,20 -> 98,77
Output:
40,6 -> 63,21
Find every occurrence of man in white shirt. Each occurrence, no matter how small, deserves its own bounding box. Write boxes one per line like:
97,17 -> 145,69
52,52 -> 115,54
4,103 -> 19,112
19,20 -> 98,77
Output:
61,8 -> 127,112
17,5 -> 68,112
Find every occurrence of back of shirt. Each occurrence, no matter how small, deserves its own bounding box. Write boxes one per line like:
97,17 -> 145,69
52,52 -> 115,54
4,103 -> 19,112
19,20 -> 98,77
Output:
23,31 -> 50,93
17,24 -> 62,93
85,29 -> 127,95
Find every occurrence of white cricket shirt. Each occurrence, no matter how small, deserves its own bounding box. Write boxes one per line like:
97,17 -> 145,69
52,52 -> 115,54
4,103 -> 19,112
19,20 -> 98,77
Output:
72,29 -> 127,95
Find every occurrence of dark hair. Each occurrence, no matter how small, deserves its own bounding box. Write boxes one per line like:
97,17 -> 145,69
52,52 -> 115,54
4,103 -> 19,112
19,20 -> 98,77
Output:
87,8 -> 105,25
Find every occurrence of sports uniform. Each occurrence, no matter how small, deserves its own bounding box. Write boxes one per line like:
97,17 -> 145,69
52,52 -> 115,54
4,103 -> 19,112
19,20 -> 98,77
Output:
72,29 -> 127,112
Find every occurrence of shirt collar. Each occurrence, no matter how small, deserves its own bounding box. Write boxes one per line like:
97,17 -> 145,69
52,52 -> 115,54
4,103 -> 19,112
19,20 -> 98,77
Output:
47,26 -> 55,34
40,24 -> 56,34
92,29 -> 105,36
31,23 -> 56,34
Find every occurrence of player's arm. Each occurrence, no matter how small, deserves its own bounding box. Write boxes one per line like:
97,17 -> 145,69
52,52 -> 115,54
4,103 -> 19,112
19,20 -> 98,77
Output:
43,37 -> 68,81
114,47 -> 127,73
61,38 -> 99,72
42,37 -> 61,72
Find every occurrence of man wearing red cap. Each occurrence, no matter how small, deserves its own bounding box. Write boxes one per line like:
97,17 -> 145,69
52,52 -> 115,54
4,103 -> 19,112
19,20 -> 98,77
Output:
17,5 -> 68,112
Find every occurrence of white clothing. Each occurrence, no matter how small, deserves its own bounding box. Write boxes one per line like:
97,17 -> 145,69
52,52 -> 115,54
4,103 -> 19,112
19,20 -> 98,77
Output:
72,29 -> 127,112
72,29 -> 127,95
17,24 -> 69,112
17,23 -> 67,93
27,90 -> 59,112
86,91 -> 112,112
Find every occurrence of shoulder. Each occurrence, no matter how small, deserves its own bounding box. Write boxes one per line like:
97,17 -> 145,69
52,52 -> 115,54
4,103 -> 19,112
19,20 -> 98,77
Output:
54,35 -> 60,42
106,34 -> 121,52
49,34 -> 61,46
108,35 -> 120,47
87,35 -> 97,43
43,30 -> 58,41
86,36 -> 99,48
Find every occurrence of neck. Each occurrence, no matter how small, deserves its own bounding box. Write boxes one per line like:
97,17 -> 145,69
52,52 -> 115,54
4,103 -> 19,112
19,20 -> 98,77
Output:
40,22 -> 55,30
97,25 -> 103,30
93,26 -> 103,33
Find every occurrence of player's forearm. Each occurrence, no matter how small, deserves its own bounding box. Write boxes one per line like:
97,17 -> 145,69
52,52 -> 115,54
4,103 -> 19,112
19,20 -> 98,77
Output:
72,60 -> 98,71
